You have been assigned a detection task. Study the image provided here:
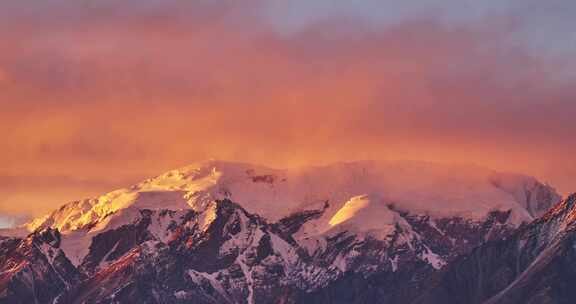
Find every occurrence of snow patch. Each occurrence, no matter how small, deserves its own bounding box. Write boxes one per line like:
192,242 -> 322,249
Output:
269,233 -> 298,265
188,269 -> 228,297
390,255 -> 399,272
419,246 -> 446,270
236,259 -> 254,304
329,195 -> 371,226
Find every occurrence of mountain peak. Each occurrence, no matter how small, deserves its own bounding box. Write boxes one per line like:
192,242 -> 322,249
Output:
18,160 -> 560,243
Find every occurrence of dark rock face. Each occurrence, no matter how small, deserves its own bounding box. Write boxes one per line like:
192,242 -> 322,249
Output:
0,229 -> 82,304
80,210 -> 154,275
391,207 -> 514,261
1,193 -> 572,304
294,260 -> 435,304
273,201 -> 329,238
289,208 -> 518,304
417,194 -> 576,304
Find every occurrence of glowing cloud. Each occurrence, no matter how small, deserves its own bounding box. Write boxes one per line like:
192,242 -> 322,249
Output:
0,0 -> 575,217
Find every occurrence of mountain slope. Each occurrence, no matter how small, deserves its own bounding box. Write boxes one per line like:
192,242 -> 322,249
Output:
417,194 -> 576,304
0,229 -> 82,304
0,160 -> 562,303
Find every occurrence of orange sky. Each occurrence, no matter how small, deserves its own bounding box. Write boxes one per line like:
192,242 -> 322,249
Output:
1,1 -> 576,222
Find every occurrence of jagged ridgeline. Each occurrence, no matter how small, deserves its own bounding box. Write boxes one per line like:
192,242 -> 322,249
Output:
0,160 -> 563,303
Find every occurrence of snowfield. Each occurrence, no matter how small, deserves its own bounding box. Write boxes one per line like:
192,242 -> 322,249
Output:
11,160 -> 560,266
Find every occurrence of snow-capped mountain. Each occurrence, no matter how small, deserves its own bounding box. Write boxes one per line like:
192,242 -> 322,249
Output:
0,160 -> 562,303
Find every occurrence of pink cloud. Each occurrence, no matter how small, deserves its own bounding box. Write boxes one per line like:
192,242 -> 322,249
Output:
0,1 -> 574,217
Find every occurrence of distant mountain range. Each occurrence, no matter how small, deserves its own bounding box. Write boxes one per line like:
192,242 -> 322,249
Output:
0,160 -> 567,304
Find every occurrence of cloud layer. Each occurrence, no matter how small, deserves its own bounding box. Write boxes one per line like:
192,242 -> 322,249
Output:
1,0 -> 575,217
